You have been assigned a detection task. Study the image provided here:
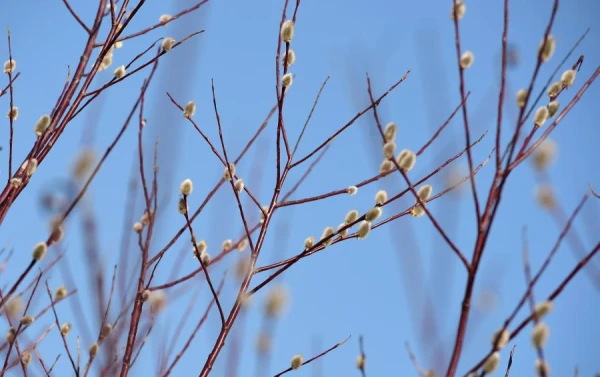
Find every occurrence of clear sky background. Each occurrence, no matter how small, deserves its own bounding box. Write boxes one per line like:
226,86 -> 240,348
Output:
1,0 -> 599,376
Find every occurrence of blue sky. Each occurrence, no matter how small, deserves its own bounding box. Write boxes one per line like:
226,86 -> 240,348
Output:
1,0 -> 599,376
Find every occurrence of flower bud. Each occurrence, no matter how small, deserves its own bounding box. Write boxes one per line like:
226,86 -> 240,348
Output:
538,35 -> 556,63
345,210 -> 359,224
162,37 -> 176,52
33,242 -> 48,261
180,178 -> 193,195
3,59 -> 16,74
516,89 -> 528,108
34,115 -> 52,136
60,322 -> 71,336
534,301 -> 554,319
396,149 -> 416,171
20,315 -> 35,326
291,354 -> 303,370
483,352 -> 500,373
282,73 -> 293,87
560,69 -> 576,88
384,122 -> 397,142
304,236 -> 314,249
113,65 -> 126,79
460,50 -> 474,69
280,20 -> 295,43
534,106 -> 549,127
450,1 -> 466,21
320,226 -> 335,247
375,190 -> 387,205
531,322 -> 549,348
223,162 -> 236,181
55,286 -> 68,300
283,49 -> 296,67
365,207 -> 382,222
183,100 -> 196,118
547,101 -> 559,117
357,220 -> 371,240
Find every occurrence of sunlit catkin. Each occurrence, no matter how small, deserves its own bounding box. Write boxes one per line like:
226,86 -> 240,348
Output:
25,158 -> 38,176
304,236 -> 314,249
20,315 -> 35,326
560,69 -> 576,88
450,1 -> 466,21
380,159 -> 393,174
283,49 -> 296,67
55,286 -> 68,300
180,178 -> 193,196
5,298 -> 23,318
194,240 -> 207,256
383,141 -> 396,158
7,106 -> 18,121
538,35 -> 556,62
356,354 -> 365,369
237,238 -> 248,252
547,82 -> 561,98
516,89 -> 528,108
531,322 -> 549,348
483,352 -> 500,373
89,342 -> 99,357
491,328 -> 510,350
10,178 -> 21,188
178,198 -> 187,214
200,251 -> 211,266
3,59 -> 16,73
162,37 -> 176,52
534,301 -> 554,319
460,50 -> 474,69
280,20 -> 295,42
337,223 -> 348,238
222,239 -> 233,251
345,210 -> 359,224
159,14 -> 172,24
6,328 -> 15,343
357,221 -> 371,240
375,190 -> 388,205
113,65 -> 126,79
183,100 -> 196,118
6,327 -> 16,343
384,122 -> 397,142
234,178 -> 245,193
21,352 -> 32,367
224,162 -> 236,181
259,205 -> 269,224
290,354 -> 304,370
100,323 -> 112,340
321,226 -> 335,247
347,185 -> 358,196
34,115 -> 52,136
412,184 -> 433,217
547,101 -> 559,117
33,241 -> 48,261
365,207 -> 382,222
282,73 -> 293,87
60,323 -> 71,336
396,149 -> 416,171
534,106 -> 549,127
